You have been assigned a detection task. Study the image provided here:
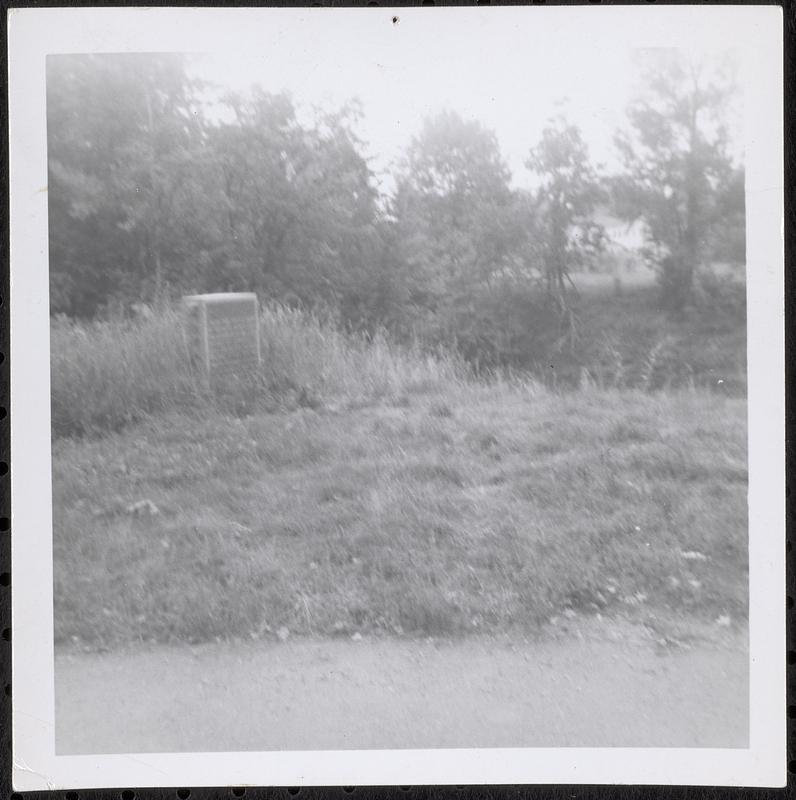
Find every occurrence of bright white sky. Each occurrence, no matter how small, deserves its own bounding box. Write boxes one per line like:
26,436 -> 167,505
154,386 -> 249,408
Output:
187,9 -> 741,194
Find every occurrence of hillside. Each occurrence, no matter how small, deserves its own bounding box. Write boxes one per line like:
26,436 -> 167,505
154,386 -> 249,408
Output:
53,379 -> 747,650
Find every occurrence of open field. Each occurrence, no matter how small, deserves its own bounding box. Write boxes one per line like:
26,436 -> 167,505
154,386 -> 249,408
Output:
53,378 -> 747,649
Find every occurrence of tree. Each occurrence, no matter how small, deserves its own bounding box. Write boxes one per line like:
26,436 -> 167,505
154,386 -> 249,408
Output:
614,50 -> 741,315
525,116 -> 605,324
708,163 -> 746,267
203,92 -> 381,314
47,57 -> 384,320
392,111 -> 523,343
47,53 -> 209,314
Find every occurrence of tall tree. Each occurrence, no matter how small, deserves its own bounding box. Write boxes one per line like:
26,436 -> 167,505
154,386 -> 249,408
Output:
613,50 -> 741,315
204,92 -> 381,312
525,116 -> 605,321
392,111 -> 520,318
47,53 -> 208,314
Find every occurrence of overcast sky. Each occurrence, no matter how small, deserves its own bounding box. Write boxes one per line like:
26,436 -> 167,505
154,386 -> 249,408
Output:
188,10 -> 741,194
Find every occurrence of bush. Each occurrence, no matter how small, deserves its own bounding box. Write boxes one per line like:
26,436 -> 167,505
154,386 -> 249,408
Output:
418,279 -> 563,371
695,268 -> 746,323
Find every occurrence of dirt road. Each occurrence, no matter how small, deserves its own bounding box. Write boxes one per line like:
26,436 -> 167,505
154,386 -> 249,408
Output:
55,619 -> 748,754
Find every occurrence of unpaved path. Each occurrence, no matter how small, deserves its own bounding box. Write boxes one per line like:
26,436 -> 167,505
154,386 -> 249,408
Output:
55,620 -> 748,754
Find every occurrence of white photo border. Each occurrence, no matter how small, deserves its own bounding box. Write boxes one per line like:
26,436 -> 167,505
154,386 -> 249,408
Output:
8,5 -> 786,789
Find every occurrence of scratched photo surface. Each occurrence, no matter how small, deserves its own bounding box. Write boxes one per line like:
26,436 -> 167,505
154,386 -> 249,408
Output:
48,33 -> 749,755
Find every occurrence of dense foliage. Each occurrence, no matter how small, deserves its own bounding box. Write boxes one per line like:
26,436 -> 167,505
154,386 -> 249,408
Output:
48,51 -> 745,361
613,51 -> 745,314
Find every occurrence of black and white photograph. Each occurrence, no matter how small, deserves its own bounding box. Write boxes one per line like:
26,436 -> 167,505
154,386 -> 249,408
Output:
8,5 -> 785,790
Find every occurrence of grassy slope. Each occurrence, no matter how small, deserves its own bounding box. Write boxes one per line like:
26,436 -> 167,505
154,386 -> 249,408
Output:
53,383 -> 748,649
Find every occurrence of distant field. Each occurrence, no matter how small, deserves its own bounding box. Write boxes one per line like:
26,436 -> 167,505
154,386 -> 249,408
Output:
569,262 -> 744,294
570,266 -> 657,293
53,381 -> 748,649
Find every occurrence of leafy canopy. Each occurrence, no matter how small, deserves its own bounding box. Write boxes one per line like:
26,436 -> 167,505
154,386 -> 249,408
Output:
613,50 -> 742,313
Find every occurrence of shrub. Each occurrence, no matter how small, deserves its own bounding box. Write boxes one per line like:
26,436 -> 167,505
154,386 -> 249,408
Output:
695,268 -> 746,323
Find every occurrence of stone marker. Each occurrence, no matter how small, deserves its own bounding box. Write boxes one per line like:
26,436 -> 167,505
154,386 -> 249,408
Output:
182,292 -> 261,390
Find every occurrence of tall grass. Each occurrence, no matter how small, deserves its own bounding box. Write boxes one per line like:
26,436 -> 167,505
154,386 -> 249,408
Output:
50,311 -> 196,438
50,287 -> 745,439
51,305 -> 469,438
258,305 -> 467,403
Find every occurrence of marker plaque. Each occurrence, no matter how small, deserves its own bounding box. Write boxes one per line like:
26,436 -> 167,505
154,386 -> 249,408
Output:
182,292 -> 261,390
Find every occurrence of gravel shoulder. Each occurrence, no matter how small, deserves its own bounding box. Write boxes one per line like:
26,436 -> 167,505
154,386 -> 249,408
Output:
55,617 -> 748,754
